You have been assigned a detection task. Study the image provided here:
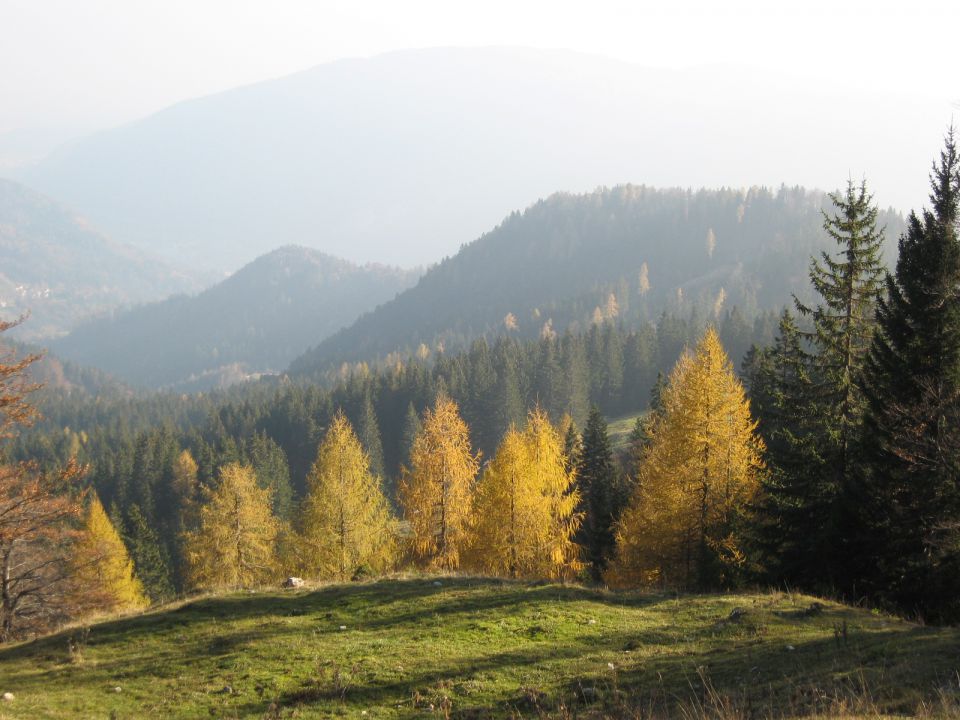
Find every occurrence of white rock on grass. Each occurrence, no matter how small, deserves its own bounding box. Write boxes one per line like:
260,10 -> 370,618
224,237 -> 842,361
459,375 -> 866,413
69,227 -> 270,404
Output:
2,692 -> 14,702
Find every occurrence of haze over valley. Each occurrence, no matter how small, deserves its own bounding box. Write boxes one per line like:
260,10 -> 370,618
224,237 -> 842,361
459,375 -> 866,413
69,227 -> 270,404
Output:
12,47 -> 949,271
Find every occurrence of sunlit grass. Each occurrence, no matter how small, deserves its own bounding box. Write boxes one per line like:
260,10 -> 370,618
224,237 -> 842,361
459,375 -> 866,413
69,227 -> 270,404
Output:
0,576 -> 957,718
606,412 -> 645,451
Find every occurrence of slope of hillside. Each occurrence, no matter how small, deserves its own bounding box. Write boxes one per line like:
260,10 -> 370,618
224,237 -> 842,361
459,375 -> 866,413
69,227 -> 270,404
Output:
0,578 -> 956,719
52,246 -> 419,390
17,47 -> 943,271
290,185 -> 905,377
0,178 -> 202,341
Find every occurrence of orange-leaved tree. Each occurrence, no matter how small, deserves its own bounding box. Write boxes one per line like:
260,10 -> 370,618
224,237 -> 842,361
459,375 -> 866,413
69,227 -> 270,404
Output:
0,316 -> 88,641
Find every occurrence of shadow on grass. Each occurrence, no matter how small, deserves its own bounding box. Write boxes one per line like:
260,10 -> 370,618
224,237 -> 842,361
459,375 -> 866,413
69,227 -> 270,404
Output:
2,578 -> 957,718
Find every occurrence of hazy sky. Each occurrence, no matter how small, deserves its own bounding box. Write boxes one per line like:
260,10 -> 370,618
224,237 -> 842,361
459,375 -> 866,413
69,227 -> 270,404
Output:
2,0 -> 957,134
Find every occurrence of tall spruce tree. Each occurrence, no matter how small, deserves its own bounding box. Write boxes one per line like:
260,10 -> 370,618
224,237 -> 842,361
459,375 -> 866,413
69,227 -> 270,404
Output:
576,407 -> 618,581
245,432 -> 294,521
562,418 -> 582,476
493,339 -> 524,438
126,504 -> 176,601
756,181 -> 886,588
746,310 -> 826,585
858,130 -> 960,621
796,179 -> 885,480
400,401 -> 422,471
356,393 -> 386,481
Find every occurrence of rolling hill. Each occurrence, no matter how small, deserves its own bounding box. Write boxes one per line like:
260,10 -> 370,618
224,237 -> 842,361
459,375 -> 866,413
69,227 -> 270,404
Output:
51,246 -> 419,390
0,178 -> 202,341
17,47 -> 944,271
0,577 -> 956,718
290,184 -> 906,378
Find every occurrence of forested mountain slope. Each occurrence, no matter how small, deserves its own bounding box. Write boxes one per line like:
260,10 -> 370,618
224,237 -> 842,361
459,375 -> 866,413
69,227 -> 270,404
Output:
52,246 -> 419,390
291,184 -> 905,377
0,178 -> 201,340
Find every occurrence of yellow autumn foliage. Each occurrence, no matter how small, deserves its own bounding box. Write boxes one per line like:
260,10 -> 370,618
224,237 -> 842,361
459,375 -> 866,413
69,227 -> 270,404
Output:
399,394 -> 479,570
73,494 -> 148,612
608,327 -> 764,590
468,408 -> 581,579
298,411 -> 397,580
184,463 -> 279,590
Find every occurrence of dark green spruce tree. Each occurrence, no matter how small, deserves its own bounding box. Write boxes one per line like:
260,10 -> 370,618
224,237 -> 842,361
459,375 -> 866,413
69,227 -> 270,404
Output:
576,407 -> 619,581
563,419 -> 582,476
126,504 -> 176,601
746,310 -> 824,583
400,401 -> 422,471
857,131 -> 960,621
246,431 -> 295,520
750,179 -> 885,590
797,179 -> 886,476
357,392 -> 386,481
622,372 -> 667,479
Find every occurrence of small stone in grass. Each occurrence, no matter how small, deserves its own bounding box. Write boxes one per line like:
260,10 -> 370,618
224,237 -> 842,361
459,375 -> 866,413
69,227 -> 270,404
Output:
2,692 -> 14,702
112,687 -> 122,693
339,625 -> 347,630
785,644 -> 795,651
432,581 -> 442,587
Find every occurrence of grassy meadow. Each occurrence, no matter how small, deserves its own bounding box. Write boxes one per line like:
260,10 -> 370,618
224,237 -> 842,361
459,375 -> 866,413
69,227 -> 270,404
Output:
0,577 -> 958,719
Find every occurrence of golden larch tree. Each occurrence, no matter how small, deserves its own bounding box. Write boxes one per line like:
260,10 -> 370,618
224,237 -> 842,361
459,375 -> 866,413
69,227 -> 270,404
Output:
73,494 -> 148,612
171,448 -> 200,579
524,408 -> 582,579
298,411 -> 397,580
469,408 -> 581,579
399,394 -> 479,570
184,463 -> 279,590
172,449 -> 200,529
608,327 -> 764,590
467,426 -> 536,578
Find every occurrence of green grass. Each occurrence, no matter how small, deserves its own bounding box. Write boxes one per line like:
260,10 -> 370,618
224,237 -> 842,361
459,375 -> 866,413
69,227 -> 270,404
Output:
0,577 -> 958,719
606,413 -> 644,451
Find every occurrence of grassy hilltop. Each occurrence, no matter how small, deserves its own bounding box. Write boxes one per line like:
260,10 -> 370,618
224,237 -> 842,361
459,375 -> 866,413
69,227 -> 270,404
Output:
0,577 -> 958,719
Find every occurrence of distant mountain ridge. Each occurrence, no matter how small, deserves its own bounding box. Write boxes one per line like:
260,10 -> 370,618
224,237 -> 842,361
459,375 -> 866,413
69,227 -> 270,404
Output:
17,47 -> 942,271
290,184 -> 906,377
0,178 -> 202,341
52,246 -> 420,390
